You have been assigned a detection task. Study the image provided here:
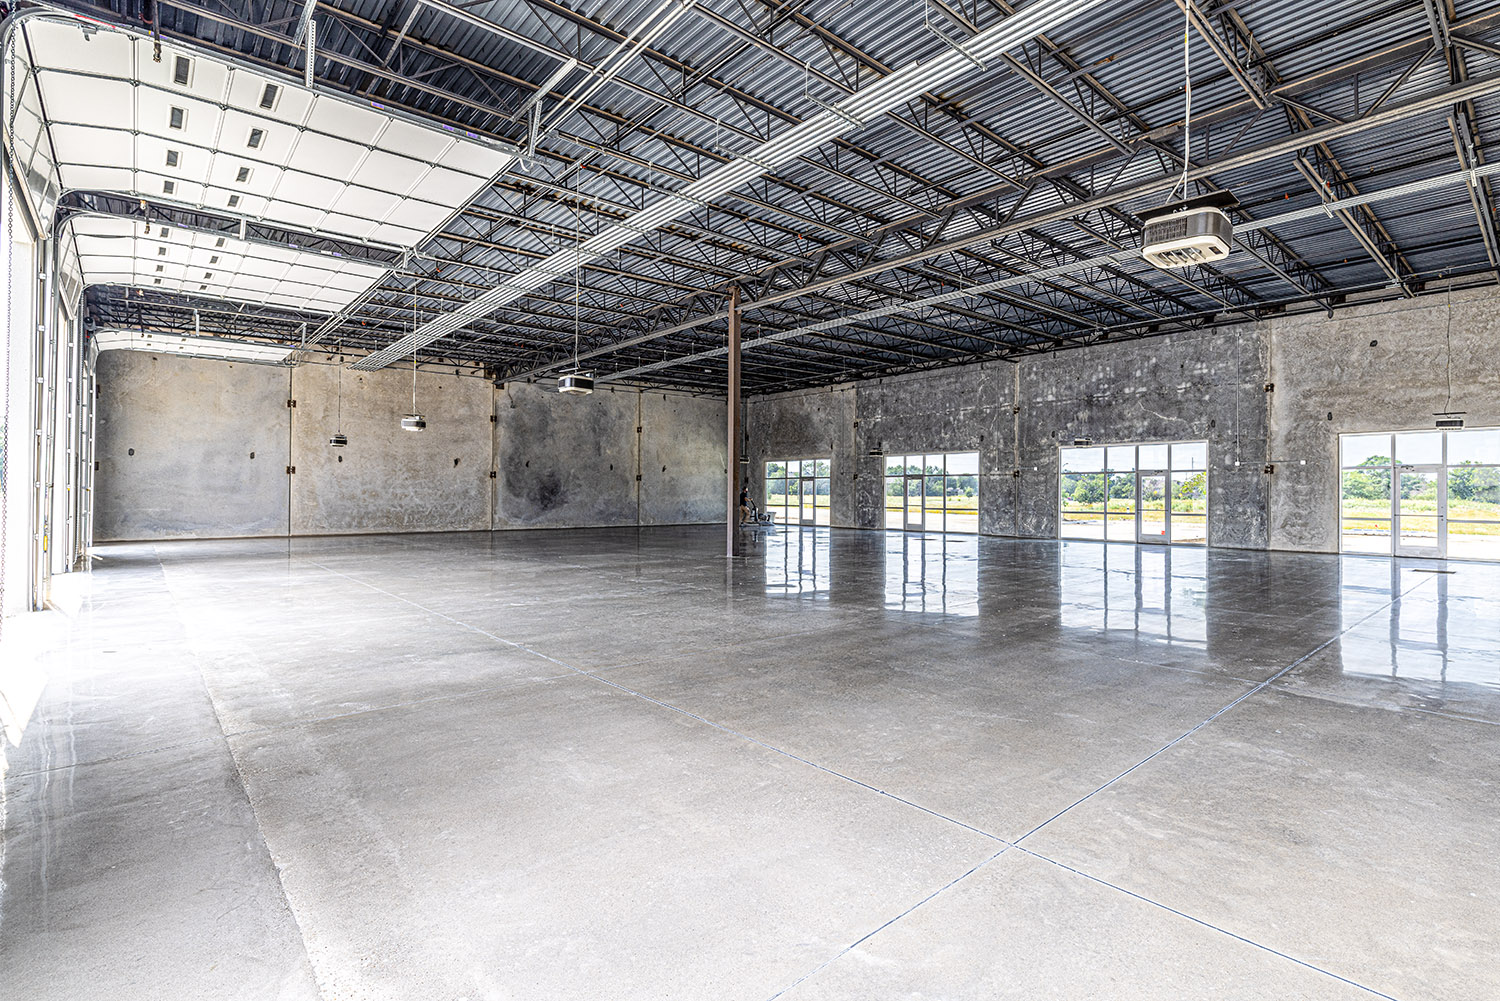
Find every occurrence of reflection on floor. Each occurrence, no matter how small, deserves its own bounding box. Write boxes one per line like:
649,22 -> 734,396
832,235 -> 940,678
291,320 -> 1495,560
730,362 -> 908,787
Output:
2,527 -> 1497,1000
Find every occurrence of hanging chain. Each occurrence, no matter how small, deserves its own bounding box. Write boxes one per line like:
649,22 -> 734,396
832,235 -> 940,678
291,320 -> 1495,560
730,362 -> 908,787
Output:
1445,283 -> 1454,413
1,40 -> 16,636
573,161 -> 581,371
336,340 -> 343,429
1177,0 -> 1193,201
410,291 -> 417,412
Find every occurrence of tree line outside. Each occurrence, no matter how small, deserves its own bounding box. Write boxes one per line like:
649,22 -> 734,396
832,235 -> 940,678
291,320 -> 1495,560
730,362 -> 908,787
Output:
765,467 -> 832,512
770,455 -> 1500,532
1341,455 -> 1500,535
1061,471 -> 1207,515
884,472 -> 980,514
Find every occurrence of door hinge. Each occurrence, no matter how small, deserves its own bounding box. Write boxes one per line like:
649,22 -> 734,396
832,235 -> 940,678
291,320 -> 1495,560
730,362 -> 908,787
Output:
635,474 -> 642,481
286,465 -> 296,474
286,399 -> 297,408
488,470 -> 496,479
489,414 -> 497,423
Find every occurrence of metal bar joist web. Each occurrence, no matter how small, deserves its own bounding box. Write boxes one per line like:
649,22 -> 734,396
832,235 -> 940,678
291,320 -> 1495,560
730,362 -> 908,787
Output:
600,155 -> 1500,384
348,0 -> 1110,371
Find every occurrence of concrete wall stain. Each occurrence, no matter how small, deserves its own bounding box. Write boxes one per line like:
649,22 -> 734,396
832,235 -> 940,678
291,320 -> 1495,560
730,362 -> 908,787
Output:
94,286 -> 1500,551
97,354 -> 726,539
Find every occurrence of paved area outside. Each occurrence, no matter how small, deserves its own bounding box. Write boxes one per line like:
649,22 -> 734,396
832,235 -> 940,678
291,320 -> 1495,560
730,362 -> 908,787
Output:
1,526 -> 1497,1000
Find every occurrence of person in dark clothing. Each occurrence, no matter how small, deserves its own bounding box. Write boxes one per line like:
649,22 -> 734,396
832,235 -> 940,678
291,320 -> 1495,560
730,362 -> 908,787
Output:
739,485 -> 752,524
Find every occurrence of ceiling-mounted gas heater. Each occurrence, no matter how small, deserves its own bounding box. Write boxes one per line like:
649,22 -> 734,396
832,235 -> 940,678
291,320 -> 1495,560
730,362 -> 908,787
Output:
1141,0 -> 1236,270
559,166 -> 594,396
558,372 -> 594,395
1141,193 -> 1236,269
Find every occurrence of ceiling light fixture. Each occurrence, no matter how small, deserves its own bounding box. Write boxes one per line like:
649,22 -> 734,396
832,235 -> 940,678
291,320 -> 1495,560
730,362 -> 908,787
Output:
401,293 -> 426,430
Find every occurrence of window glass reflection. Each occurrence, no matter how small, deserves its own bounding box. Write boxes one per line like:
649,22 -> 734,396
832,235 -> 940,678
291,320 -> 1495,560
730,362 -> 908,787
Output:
763,528 -> 829,595
1338,564 -> 1500,688
1338,426 -> 1500,559
1058,542 -> 1207,647
883,533 -> 978,616
1138,443 -> 1169,469
1394,430 -> 1443,466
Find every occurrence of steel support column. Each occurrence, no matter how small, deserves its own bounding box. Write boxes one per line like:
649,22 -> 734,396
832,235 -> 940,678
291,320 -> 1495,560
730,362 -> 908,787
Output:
726,285 -> 741,557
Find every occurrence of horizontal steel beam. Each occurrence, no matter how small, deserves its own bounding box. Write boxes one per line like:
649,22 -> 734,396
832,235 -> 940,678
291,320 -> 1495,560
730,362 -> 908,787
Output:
600,158 -> 1500,382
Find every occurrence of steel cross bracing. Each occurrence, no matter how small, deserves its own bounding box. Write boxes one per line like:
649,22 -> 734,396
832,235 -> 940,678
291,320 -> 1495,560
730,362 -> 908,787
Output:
225,0 -> 1116,367
378,0 -> 1254,370
347,0 -> 1122,370
53,0 -> 1500,394
313,6 -> 1146,372
1423,0 -> 1500,272
693,63 -> 1500,315
58,0 -> 1476,378
64,0 -> 1428,361
1183,0 -> 1421,297
331,0 -> 1218,364
500,0 -> 1486,383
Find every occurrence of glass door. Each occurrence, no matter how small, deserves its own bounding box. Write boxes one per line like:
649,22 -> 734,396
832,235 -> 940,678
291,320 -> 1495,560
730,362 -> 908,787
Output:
905,476 -> 925,531
798,476 -> 817,525
1394,430 -> 1444,558
1138,472 -> 1168,543
783,475 -> 801,526
1395,466 -> 1445,557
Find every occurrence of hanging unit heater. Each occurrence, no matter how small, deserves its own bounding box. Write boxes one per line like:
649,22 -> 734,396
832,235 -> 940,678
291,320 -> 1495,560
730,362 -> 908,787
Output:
558,372 -> 594,395
1140,193 -> 1236,269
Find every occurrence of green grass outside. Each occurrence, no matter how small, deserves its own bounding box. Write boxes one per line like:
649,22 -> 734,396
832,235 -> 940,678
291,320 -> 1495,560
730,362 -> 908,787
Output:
1342,497 -> 1500,535
883,497 -> 979,514
1061,499 -> 1206,516
767,495 -> 831,508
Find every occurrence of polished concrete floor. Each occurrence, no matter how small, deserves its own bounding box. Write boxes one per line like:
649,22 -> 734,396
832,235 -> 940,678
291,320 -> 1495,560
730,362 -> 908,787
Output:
1,527 -> 1497,1000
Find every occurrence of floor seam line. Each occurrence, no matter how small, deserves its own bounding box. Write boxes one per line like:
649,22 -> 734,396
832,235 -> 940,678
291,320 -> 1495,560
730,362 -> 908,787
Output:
157,552 -> 331,1001
1012,573 -> 1438,845
1014,846 -> 1406,1001
285,545 -> 1439,1001
302,559 -> 1012,846
764,848 -> 1011,1001
1262,683 -> 1500,726
6,734 -> 225,779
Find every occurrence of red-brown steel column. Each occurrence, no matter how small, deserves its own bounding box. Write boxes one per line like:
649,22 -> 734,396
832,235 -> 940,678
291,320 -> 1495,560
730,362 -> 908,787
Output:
726,285 -> 741,557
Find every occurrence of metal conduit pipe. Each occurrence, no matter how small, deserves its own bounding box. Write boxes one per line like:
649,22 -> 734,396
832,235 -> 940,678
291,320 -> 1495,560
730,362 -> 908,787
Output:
349,0 -> 1111,370
600,158 -> 1500,382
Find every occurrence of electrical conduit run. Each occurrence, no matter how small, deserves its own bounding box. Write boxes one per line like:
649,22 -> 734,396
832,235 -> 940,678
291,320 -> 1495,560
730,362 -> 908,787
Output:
349,0 -> 1113,372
